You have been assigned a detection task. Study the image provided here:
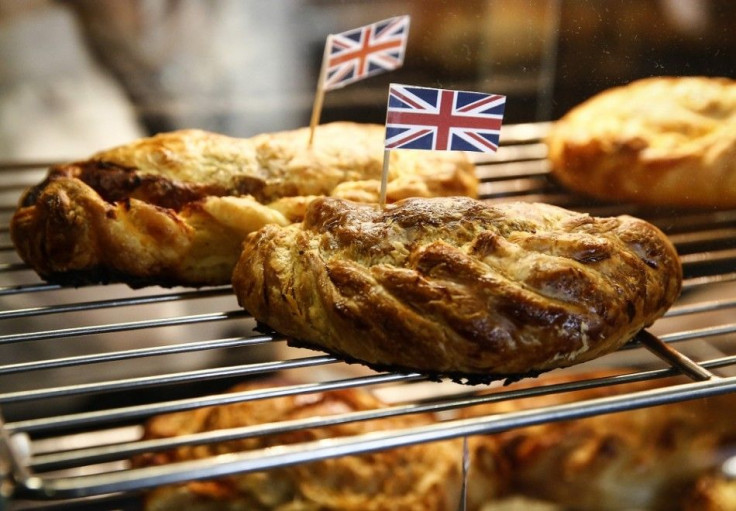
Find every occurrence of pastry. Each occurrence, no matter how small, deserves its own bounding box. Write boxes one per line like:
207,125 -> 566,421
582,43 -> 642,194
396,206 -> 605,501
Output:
546,76 -> 736,208
135,371 -> 735,511
135,382 -> 466,511
683,471 -> 736,511
232,196 -> 682,382
462,370 -> 736,511
11,122 -> 476,288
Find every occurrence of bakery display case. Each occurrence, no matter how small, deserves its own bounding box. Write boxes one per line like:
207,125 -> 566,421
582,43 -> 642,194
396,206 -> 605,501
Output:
2,1 -> 736,510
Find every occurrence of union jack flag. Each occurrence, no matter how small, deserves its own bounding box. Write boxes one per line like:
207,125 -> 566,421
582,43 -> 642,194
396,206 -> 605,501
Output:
323,15 -> 410,91
385,84 -> 506,153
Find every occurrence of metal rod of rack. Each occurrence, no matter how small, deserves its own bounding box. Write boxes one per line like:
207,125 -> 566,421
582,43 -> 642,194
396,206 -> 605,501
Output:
0,310 -> 248,346
22,365 -> 711,473
18,376 -> 736,500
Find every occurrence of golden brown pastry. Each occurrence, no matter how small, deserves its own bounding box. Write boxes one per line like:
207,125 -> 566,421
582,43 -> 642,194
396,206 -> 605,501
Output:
135,382 -> 466,511
546,76 -> 736,208
11,122 -> 476,288
462,370 -> 736,511
233,196 -> 682,382
136,372 -> 735,511
683,471 -> 736,511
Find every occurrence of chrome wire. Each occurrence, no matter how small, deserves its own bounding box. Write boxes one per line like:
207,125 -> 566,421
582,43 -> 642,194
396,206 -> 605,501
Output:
6,371 -> 423,435
0,287 -> 233,321
0,336 -> 275,376
0,310 -> 248,346
25,366 -> 702,473
24,376 -> 736,499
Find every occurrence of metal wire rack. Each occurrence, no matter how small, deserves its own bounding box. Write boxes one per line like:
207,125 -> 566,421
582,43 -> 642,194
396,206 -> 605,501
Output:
1,122 -> 735,509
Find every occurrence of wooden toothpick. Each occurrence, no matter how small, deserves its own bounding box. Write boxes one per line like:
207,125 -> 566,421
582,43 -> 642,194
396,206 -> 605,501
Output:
379,148 -> 390,208
308,34 -> 332,147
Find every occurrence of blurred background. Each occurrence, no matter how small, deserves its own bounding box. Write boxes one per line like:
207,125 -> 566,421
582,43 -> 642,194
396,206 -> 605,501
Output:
2,0 -> 736,162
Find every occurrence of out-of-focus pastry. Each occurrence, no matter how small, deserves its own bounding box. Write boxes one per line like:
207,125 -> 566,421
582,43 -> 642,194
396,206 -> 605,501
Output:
683,470 -> 736,511
547,76 -> 736,208
135,382 -> 466,511
463,370 -> 736,511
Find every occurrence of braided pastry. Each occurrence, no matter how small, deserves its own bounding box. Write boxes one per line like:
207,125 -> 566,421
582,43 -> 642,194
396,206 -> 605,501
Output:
11,123 -> 475,288
233,197 -> 682,381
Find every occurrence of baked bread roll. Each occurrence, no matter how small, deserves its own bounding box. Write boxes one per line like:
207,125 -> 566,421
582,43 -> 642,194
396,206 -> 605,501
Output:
11,122 -> 476,288
135,382 -> 465,511
546,76 -> 736,208
462,370 -> 736,511
233,197 -> 682,382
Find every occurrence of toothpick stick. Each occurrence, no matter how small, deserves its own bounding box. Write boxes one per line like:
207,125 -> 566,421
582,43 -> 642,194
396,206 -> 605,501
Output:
379,148 -> 390,208
308,34 -> 332,147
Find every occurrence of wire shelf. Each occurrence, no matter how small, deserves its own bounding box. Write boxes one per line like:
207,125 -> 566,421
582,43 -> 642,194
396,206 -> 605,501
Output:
1,122 -> 735,508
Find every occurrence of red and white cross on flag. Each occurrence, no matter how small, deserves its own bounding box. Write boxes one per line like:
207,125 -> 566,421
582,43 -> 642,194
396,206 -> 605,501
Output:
309,16 -> 410,146
385,84 -> 506,153
323,15 -> 410,91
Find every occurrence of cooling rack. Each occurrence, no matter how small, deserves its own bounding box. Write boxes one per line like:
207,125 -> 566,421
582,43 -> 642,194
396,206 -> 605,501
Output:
1,122 -> 735,509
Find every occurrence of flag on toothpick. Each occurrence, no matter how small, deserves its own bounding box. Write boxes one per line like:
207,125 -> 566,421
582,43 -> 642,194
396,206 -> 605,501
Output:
385,84 -> 506,153
378,84 -> 506,206
324,15 -> 410,91
309,16 -> 410,145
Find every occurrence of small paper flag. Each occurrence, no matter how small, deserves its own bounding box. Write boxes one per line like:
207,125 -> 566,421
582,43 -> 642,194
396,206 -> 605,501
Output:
385,83 -> 506,153
324,15 -> 410,91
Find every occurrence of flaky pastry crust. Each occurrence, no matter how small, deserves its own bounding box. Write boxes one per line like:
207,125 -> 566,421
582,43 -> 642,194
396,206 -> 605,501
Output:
547,76 -> 736,208
233,197 -> 682,381
11,122 -> 476,287
135,383 -> 463,511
